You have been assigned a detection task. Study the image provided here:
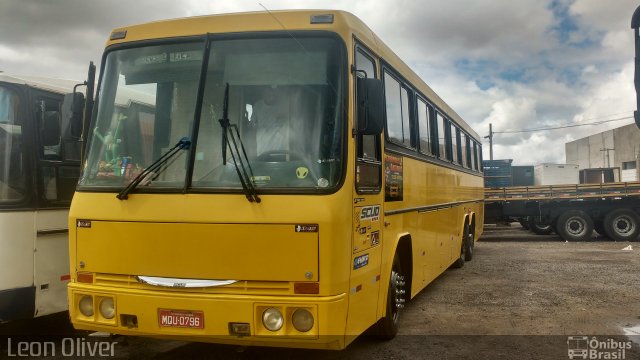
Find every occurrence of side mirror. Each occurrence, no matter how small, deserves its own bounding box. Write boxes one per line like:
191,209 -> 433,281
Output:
356,77 -> 384,135
61,92 -> 85,140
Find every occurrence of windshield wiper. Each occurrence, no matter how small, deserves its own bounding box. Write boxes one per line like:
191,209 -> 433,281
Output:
218,83 -> 261,203
116,137 -> 191,200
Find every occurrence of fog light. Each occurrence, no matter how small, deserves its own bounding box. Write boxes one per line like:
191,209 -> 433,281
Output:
99,298 -> 115,319
292,309 -> 314,332
79,295 -> 93,317
262,308 -> 284,331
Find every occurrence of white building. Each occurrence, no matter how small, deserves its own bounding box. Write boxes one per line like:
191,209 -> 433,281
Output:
565,123 -> 640,182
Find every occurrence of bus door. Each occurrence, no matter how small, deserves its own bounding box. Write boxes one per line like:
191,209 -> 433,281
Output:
346,46 -> 384,335
32,90 -> 80,316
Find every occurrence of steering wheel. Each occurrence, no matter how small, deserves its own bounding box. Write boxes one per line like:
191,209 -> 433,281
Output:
256,150 -> 302,162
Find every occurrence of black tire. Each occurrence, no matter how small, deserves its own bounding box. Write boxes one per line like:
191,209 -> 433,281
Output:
603,209 -> 640,242
374,254 -> 406,339
464,224 -> 474,261
528,217 -> 554,235
556,210 -> 594,241
519,217 -> 530,230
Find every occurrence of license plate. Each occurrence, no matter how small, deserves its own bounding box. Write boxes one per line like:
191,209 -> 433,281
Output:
158,309 -> 204,329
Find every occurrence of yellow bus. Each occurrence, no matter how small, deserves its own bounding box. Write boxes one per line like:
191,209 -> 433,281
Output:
68,10 -> 484,350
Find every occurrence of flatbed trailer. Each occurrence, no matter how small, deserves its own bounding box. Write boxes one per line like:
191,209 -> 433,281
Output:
484,182 -> 640,241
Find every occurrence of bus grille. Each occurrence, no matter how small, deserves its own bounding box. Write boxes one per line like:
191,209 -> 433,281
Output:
93,273 -> 293,295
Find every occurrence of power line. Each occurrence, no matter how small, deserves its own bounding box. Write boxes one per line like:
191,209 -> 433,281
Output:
493,115 -> 633,134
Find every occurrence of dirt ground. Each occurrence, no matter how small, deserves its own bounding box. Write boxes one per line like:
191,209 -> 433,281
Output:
0,224 -> 638,359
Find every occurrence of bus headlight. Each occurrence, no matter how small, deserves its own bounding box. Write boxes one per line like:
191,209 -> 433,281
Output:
262,308 -> 284,331
292,308 -> 314,332
79,295 -> 94,317
99,298 -> 115,319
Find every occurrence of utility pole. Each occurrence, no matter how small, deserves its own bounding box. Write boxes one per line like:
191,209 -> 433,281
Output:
484,123 -> 494,160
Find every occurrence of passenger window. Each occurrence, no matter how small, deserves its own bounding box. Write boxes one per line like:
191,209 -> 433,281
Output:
417,99 -> 431,155
36,98 -> 63,161
384,72 -> 403,145
437,113 -> 446,160
355,47 -> 381,193
35,94 -> 81,206
384,71 -> 412,148
472,142 -> 479,170
450,123 -> 458,164
461,133 -> 468,168
0,86 -> 25,202
355,50 -> 378,162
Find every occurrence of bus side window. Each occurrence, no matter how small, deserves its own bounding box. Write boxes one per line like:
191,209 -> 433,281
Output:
36,96 -> 80,205
355,47 -> 381,193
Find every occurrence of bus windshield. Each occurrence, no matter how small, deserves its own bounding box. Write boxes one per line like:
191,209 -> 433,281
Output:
0,86 -> 24,202
80,35 -> 345,193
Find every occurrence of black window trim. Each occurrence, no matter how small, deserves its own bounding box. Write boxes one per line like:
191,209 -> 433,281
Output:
354,40 -> 382,194
374,60 -> 483,177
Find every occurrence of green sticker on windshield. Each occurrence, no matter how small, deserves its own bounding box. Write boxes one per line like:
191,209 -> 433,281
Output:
296,167 -> 309,179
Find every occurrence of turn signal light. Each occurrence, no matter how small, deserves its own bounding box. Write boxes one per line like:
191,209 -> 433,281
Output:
294,282 -> 319,294
77,272 -> 94,284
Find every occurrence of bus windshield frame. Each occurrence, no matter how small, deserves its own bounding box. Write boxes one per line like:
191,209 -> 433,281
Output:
79,32 -> 347,195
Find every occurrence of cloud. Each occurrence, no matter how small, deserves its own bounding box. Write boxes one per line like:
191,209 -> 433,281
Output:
0,0 -> 636,167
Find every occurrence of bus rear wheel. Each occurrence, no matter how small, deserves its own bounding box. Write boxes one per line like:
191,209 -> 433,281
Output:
464,224 -> 474,261
375,254 -> 406,339
604,209 -> 640,242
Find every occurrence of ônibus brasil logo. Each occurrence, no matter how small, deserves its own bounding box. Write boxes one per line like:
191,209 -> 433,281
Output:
567,336 -> 632,359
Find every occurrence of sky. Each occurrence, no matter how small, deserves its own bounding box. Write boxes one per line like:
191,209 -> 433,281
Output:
0,0 -> 638,165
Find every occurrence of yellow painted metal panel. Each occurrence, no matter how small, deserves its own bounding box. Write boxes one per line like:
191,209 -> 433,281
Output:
76,222 -> 318,282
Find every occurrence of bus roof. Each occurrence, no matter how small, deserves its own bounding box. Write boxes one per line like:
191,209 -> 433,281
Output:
0,73 -> 79,95
105,9 -> 480,140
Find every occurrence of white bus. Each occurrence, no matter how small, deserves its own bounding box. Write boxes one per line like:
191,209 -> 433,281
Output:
0,73 -> 85,321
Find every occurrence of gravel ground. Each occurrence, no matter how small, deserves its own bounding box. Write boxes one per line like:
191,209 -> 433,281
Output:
0,224 -> 638,359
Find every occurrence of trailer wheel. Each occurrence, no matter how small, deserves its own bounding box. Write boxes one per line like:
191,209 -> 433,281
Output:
528,217 -> 554,235
603,209 -> 640,242
556,210 -> 593,241
519,217 -> 530,230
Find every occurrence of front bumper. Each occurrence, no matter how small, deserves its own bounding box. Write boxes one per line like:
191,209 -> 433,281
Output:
68,283 -> 349,350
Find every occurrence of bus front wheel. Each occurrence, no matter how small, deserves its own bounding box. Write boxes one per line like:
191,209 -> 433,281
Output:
375,254 -> 406,339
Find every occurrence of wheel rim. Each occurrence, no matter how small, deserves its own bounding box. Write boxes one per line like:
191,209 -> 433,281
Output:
390,265 -> 405,324
565,216 -> 586,236
613,215 -> 635,236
